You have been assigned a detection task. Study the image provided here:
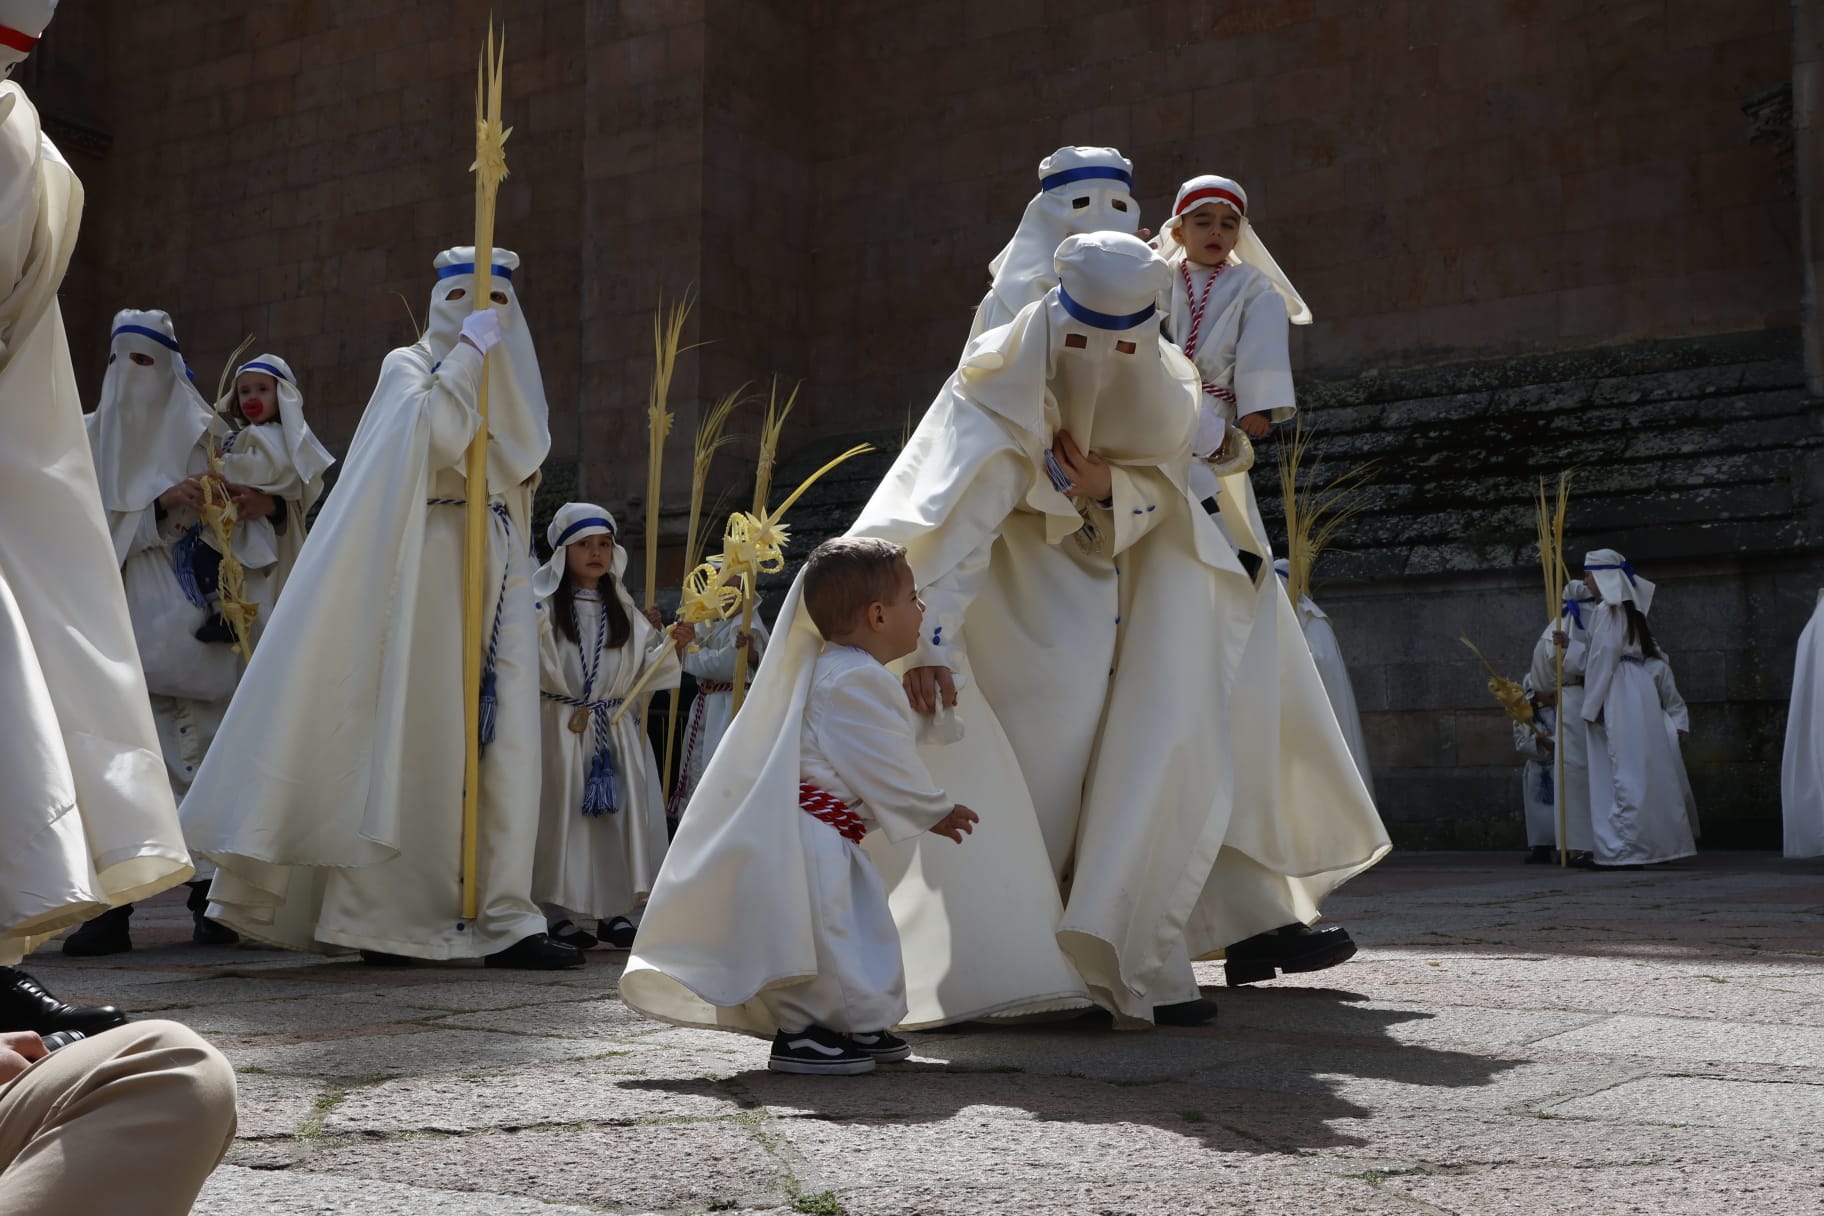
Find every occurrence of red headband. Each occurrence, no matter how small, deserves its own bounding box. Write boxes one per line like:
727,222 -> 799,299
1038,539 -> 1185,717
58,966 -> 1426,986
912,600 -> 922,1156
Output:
1175,186 -> 1245,217
0,24 -> 39,54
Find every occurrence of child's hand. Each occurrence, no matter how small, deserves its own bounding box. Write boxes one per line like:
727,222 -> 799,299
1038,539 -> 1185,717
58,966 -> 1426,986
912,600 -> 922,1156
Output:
1552,630 -> 1569,649
158,477 -> 205,512
735,630 -> 753,652
1238,413 -> 1270,439
1052,431 -> 1112,502
643,606 -> 664,630
928,803 -> 978,844
903,665 -> 957,716
669,621 -> 696,653
229,485 -> 279,519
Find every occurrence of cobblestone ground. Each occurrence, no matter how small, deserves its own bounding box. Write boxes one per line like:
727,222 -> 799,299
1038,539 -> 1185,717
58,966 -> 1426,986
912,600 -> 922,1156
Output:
25,853 -> 1824,1215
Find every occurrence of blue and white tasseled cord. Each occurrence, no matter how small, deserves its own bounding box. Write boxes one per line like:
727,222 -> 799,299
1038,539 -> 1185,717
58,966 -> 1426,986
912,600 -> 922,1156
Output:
539,595 -> 623,817
428,497 -> 512,750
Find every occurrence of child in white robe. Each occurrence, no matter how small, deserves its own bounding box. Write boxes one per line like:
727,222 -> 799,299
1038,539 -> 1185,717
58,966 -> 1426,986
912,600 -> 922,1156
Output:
532,503 -> 694,950
669,608 -> 770,823
1578,549 -> 1697,868
1530,580 -> 1596,862
1156,174 -> 1312,508
624,537 -> 978,1075
190,354 -> 332,642
1783,590 -> 1824,858
1514,677 -> 1558,863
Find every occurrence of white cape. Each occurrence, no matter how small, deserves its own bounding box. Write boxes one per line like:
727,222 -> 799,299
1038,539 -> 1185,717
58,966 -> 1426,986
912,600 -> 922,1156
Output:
1581,605 -> 1696,866
0,82 -> 190,963
1783,591 -> 1824,859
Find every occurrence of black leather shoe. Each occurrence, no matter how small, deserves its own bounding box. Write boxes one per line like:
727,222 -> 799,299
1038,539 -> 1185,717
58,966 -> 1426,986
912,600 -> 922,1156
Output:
1568,851 -> 1597,869
1525,845 -> 1554,864
61,905 -> 133,957
1153,997 -> 1219,1026
186,881 -> 240,946
598,916 -> 637,949
485,933 -> 584,970
548,920 -> 598,950
1223,923 -> 1358,986
0,967 -> 128,1035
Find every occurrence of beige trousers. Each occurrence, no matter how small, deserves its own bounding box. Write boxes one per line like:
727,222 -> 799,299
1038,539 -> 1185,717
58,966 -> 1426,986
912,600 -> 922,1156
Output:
0,1020 -> 237,1216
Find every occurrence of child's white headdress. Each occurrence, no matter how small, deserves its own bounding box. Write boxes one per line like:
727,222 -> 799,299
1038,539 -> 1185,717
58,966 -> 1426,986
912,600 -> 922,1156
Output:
88,308 -> 217,513
1582,548 -> 1655,614
1162,174 -> 1312,325
0,0 -> 56,77
534,501 -> 625,598
231,353 -> 334,512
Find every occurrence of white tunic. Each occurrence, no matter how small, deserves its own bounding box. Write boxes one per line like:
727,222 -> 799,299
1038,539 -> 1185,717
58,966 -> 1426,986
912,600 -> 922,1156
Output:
1291,591 -> 1374,800
1514,703 -> 1557,848
212,422 -> 316,626
672,614 -> 770,817
1530,597 -> 1594,853
1580,605 -> 1697,866
182,341 -> 549,958
1784,592 -> 1824,858
533,585 -> 679,919
0,82 -> 191,962
625,645 -> 951,1037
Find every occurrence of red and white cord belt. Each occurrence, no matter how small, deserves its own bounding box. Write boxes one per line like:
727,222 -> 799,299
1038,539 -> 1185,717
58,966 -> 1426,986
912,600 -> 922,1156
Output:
799,782 -> 867,843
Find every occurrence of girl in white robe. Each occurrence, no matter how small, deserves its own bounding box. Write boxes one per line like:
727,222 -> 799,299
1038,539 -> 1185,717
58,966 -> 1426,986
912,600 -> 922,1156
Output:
1578,550 -> 1697,867
193,354 -> 332,640
532,504 -> 692,949
669,610 -> 770,822
1783,590 -> 1824,858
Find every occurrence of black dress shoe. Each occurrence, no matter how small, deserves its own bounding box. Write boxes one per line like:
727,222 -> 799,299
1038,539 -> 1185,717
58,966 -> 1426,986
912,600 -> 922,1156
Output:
186,881 -> 240,946
485,933 -> 585,970
359,950 -> 415,967
598,916 -> 636,949
548,920 -> 598,950
61,905 -> 133,957
1223,922 -> 1358,986
0,967 -> 128,1035
1567,851 -> 1597,869
1525,845 -> 1554,864
1153,997 -> 1219,1026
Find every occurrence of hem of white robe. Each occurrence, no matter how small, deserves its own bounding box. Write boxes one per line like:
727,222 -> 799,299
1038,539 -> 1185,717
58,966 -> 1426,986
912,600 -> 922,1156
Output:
313,915 -> 549,961
1596,846 -> 1697,867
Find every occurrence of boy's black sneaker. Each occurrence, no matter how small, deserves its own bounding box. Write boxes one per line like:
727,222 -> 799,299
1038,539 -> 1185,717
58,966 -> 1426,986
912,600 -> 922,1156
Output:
768,1025 -> 876,1075
848,1029 -> 912,1062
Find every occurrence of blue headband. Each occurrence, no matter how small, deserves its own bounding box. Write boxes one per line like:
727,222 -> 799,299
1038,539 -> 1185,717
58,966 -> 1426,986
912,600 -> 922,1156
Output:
554,516 -> 614,547
1040,165 -> 1133,191
1056,283 -> 1156,331
1585,561 -> 1636,582
111,323 -> 181,354
435,262 -> 514,281
237,360 -> 292,384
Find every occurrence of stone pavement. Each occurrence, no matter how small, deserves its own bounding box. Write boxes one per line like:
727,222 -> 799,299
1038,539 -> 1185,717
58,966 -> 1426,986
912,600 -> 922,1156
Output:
24,852 -> 1824,1216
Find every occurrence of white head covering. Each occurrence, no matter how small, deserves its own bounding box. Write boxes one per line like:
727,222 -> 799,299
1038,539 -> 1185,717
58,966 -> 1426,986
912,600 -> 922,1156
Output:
0,1 -> 56,77
1161,174 -> 1312,325
985,147 -> 1139,315
533,502 -> 625,599
424,247 -> 549,489
1583,548 -> 1655,614
87,308 -> 217,513
229,353 -> 334,513
1041,231 -> 1191,465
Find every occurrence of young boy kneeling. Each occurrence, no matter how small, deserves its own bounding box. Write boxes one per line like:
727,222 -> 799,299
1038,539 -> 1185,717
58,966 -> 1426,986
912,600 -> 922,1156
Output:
625,538 -> 976,1075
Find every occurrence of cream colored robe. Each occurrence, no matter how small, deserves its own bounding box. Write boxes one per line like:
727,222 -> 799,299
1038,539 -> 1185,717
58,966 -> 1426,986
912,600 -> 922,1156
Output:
671,614 -> 770,817
1581,605 -> 1697,867
183,342 -> 548,958
0,83 -> 191,962
1784,592 -> 1824,857
534,585 -> 679,919
1530,595 -> 1594,853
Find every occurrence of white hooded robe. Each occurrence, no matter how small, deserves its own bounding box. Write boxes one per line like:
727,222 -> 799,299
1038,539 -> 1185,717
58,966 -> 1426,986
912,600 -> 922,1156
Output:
1783,591 -> 1824,858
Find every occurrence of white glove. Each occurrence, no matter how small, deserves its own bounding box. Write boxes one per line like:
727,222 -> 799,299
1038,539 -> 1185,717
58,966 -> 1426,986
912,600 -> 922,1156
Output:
459,309 -> 502,355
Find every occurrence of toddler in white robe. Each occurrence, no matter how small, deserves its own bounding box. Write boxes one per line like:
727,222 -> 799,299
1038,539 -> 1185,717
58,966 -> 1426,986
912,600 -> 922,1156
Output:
1156,174 -> 1312,507
1578,550 -> 1697,868
1514,676 -> 1559,862
624,537 -> 977,1076
531,503 -> 693,950
190,354 -> 332,642
669,609 -> 770,822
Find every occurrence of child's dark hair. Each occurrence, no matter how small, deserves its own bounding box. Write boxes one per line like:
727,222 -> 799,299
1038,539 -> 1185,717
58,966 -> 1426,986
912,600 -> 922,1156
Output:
802,537 -> 908,639
1623,602 -> 1663,660
554,563 -> 632,650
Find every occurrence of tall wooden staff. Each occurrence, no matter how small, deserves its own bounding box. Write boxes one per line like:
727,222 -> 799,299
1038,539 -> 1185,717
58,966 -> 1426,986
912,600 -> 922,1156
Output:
731,380 -> 798,714
1535,472 -> 1571,868
460,23 -> 510,921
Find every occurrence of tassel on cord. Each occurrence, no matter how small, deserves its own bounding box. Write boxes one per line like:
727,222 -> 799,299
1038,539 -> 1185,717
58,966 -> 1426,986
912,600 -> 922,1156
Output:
475,502 -> 511,753
582,738 -> 618,817
477,663 -> 498,748
172,526 -> 210,607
